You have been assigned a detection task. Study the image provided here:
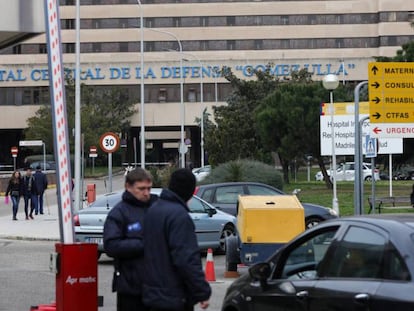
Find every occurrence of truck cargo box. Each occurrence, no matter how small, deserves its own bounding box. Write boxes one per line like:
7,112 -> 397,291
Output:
237,195 -> 305,244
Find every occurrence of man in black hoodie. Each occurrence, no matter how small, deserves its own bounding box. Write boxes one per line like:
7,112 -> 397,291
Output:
143,169 -> 211,311
103,168 -> 158,311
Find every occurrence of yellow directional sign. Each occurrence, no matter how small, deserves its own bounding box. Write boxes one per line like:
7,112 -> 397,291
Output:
369,62 -> 414,124
321,101 -> 369,115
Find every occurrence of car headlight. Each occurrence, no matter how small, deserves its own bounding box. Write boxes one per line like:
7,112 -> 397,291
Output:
328,208 -> 338,216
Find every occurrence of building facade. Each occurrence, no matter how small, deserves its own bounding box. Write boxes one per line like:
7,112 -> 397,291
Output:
0,0 -> 413,166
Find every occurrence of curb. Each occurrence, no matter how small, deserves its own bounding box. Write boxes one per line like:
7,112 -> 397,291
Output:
0,235 -> 60,242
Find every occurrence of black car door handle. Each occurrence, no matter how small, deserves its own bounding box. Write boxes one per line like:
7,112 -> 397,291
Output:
354,293 -> 370,304
296,290 -> 308,299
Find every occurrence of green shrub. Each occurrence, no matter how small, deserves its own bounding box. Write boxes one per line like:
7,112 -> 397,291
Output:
200,159 -> 283,190
148,165 -> 176,188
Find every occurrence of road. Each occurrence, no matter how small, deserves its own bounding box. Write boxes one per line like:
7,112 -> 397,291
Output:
0,239 -> 234,311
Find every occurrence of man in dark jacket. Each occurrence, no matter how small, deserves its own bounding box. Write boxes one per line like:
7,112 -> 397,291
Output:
103,168 -> 158,311
33,166 -> 48,215
22,168 -> 37,220
143,169 -> 211,311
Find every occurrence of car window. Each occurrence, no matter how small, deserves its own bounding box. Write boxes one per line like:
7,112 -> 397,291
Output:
200,188 -> 214,202
214,185 -> 244,204
276,227 -> 338,280
322,226 -> 386,279
385,246 -> 411,281
188,197 -> 206,213
247,185 -> 282,196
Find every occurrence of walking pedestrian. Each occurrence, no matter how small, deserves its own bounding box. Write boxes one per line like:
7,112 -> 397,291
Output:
143,168 -> 211,311
22,168 -> 37,220
33,166 -> 48,215
5,171 -> 23,221
103,168 -> 158,311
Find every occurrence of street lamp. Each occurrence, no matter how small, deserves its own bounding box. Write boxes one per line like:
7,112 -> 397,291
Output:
148,28 -> 185,168
136,0 -> 145,169
323,74 -> 340,215
182,53 -> 205,168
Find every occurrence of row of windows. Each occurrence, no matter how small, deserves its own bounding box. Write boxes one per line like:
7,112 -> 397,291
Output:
0,84 -> 232,106
5,36 -> 412,55
59,12 -> 410,30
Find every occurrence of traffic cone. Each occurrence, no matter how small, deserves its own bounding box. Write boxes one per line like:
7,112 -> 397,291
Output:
205,248 -> 216,282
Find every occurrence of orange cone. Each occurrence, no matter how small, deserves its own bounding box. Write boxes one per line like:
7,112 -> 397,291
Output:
205,248 -> 216,282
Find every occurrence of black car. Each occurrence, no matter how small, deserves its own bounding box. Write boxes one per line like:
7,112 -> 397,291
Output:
194,182 -> 337,228
222,214 -> 414,311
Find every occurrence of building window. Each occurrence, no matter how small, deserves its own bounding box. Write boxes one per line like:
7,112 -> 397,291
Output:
281,16 -> 289,25
92,43 -> 101,52
227,40 -> 235,50
173,17 -> 181,27
201,17 -> 209,27
65,43 -> 75,53
255,16 -> 263,26
120,42 -> 129,52
200,40 -> 208,51
145,42 -> 155,52
39,44 -> 47,54
188,88 -> 196,102
13,45 -> 21,54
254,39 -> 263,50
335,39 -> 344,48
158,88 -> 167,102
146,18 -> 154,28
93,19 -> 101,29
227,16 -> 235,26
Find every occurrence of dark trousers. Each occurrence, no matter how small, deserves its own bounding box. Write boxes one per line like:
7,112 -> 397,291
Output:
150,305 -> 194,311
31,195 -> 39,216
24,194 -> 35,217
117,293 -> 150,311
10,195 -> 20,219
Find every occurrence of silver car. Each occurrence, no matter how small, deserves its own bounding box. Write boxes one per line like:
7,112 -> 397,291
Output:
74,189 -> 237,258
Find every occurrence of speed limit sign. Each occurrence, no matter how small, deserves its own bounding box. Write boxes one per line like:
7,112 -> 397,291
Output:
99,132 -> 120,153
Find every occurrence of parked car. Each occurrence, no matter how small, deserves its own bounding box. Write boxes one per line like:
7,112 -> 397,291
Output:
315,162 -> 380,181
29,161 -> 56,171
194,182 -> 337,228
192,165 -> 211,182
222,214 -> 414,311
74,189 -> 237,257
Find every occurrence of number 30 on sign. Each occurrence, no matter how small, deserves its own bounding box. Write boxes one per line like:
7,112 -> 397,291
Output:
99,132 -> 120,153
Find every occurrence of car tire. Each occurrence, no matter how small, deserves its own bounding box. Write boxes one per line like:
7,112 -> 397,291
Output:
305,217 -> 323,229
365,176 -> 372,181
218,224 -> 236,254
225,235 -> 240,272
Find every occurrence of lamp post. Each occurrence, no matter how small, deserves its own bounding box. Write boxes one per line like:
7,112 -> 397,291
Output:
323,74 -> 340,215
136,0 -> 145,168
182,53 -> 205,168
149,28 -> 185,168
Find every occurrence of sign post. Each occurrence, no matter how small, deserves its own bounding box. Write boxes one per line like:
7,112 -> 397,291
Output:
99,132 -> 120,192
10,146 -> 18,170
89,146 -> 97,175
369,62 -> 414,138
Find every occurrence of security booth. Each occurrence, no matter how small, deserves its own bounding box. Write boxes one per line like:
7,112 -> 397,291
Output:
226,195 -> 305,270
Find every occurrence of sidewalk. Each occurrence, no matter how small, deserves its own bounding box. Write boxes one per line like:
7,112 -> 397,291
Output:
0,201 -> 61,240
0,174 -> 125,241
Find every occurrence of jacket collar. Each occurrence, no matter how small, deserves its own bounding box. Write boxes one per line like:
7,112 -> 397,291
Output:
159,189 -> 190,212
122,191 -> 157,208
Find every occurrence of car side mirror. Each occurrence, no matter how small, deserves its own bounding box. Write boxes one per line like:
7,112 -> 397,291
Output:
207,208 -> 217,217
249,262 -> 271,287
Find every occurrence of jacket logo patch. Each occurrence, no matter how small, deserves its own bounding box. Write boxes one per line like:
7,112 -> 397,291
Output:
127,222 -> 142,232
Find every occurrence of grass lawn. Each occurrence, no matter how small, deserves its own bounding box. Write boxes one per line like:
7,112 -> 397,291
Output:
284,169 -> 414,216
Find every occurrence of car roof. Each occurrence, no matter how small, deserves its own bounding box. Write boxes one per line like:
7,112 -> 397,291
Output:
197,181 -> 282,190
326,214 -> 414,231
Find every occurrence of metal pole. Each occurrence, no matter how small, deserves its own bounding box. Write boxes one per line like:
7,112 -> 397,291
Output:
182,53 -> 204,167
148,28 -> 184,168
133,137 -> 137,168
136,0 -> 145,169
359,116 -> 369,215
371,156 -> 376,214
92,157 -> 95,176
353,81 -> 368,216
13,157 -> 16,171
389,154 -> 393,196
74,0 -> 81,213
330,91 -> 339,215
43,142 -> 46,173
108,153 -> 112,193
